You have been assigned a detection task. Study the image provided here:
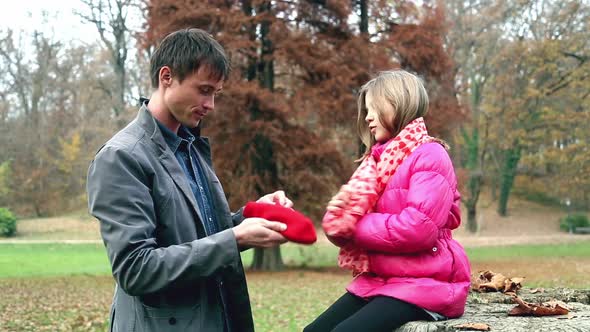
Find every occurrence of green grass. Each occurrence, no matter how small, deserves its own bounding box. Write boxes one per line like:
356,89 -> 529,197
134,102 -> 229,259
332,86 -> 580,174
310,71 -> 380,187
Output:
1,241 -> 589,279
242,241 -> 590,267
240,242 -> 340,267
0,243 -> 110,278
0,242 -> 339,278
465,241 -> 590,261
0,242 -> 589,331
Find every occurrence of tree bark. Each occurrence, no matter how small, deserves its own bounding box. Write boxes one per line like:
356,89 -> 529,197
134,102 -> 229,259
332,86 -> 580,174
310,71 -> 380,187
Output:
250,246 -> 284,271
497,146 -> 521,216
246,0 -> 284,271
359,0 -> 368,35
465,168 -> 482,233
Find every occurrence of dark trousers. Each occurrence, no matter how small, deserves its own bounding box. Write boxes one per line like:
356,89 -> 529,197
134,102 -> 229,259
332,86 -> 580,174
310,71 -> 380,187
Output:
303,292 -> 432,332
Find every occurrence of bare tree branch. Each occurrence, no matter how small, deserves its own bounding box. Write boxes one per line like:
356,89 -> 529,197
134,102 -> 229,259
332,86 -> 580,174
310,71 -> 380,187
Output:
76,0 -> 135,117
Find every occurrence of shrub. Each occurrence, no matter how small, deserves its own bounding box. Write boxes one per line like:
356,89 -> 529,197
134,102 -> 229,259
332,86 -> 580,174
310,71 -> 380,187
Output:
559,213 -> 589,233
0,207 -> 17,237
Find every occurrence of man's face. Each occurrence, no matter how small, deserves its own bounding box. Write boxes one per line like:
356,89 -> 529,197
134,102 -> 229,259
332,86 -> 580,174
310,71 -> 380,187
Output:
163,66 -> 224,128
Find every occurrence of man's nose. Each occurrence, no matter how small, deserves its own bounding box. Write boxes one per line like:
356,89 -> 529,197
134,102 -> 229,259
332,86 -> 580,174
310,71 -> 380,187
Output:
204,95 -> 214,110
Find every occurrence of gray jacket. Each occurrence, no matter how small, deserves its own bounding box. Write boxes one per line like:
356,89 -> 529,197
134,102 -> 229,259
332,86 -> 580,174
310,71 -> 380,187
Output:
87,104 -> 254,331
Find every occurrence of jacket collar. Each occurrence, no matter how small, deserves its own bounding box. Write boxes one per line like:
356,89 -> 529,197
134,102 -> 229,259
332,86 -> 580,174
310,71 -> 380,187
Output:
136,98 -> 206,224
136,98 -> 205,154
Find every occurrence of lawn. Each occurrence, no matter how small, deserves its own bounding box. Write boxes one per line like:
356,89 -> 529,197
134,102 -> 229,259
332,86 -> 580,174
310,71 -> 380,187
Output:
0,241 -> 589,331
12,213 -> 100,241
0,243 -> 110,278
2,241 -> 590,278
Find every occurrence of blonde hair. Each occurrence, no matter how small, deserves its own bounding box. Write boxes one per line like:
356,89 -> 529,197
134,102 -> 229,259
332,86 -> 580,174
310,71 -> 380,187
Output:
357,70 -> 429,157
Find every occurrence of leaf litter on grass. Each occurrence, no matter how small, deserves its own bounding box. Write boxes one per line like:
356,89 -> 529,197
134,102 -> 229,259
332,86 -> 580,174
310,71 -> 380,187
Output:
246,269 -> 350,332
0,276 -> 113,331
1,258 -> 588,332
0,270 -> 351,332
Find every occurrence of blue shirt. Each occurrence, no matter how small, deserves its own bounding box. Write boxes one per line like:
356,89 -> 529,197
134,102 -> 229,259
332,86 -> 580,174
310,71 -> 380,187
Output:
154,117 -> 232,331
156,120 -> 220,236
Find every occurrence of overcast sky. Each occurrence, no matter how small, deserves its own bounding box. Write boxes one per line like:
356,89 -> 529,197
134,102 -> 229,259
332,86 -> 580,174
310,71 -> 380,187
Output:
0,0 -> 111,44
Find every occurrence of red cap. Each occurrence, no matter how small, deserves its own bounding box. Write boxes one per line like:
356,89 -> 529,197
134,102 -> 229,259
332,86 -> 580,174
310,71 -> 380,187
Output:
243,202 -> 317,244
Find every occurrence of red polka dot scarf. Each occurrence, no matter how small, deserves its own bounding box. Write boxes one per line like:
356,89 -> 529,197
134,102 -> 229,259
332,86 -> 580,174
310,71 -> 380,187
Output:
322,117 -> 436,275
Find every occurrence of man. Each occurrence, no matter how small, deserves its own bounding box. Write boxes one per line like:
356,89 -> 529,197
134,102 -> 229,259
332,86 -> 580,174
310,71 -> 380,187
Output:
87,28 -> 290,332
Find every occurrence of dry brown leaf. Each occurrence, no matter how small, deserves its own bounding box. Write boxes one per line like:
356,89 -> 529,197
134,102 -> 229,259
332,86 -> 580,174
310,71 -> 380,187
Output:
544,300 -> 570,310
508,295 -> 570,316
472,270 -> 524,293
504,277 -> 525,293
454,323 -> 491,331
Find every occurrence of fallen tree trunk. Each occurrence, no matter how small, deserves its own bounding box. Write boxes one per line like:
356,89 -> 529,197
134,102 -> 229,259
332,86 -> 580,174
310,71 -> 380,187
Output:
395,288 -> 590,332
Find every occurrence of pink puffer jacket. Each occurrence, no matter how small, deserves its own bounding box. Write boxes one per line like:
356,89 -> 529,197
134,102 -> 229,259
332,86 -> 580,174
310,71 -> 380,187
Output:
346,142 -> 471,318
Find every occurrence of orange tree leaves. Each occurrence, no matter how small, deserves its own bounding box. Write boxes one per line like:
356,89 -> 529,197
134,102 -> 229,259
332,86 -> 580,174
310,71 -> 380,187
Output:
144,0 -> 463,222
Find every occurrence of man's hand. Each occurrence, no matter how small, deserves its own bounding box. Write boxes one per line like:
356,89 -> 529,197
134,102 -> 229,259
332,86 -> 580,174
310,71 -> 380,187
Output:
326,185 -> 352,216
257,190 -> 293,208
233,217 -> 288,248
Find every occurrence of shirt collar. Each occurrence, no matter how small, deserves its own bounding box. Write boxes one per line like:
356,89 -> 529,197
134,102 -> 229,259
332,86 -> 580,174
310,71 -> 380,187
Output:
140,97 -> 203,141
140,98 -> 198,153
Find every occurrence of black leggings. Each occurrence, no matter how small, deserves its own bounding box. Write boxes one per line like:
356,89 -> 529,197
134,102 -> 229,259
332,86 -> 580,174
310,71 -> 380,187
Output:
303,292 -> 432,332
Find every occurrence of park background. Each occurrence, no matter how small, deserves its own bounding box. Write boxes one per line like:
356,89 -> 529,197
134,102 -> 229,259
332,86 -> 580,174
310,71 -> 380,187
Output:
0,0 -> 589,331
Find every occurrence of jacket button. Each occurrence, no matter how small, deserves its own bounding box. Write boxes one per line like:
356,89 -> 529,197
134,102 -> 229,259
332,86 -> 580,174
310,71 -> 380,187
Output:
432,247 -> 438,252
169,317 -> 177,325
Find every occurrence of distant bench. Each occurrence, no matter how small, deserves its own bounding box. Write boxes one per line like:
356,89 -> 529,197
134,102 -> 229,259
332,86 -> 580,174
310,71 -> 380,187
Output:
574,226 -> 590,234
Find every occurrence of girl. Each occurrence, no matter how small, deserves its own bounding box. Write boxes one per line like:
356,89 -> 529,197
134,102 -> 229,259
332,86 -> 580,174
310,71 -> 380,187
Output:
304,70 -> 471,332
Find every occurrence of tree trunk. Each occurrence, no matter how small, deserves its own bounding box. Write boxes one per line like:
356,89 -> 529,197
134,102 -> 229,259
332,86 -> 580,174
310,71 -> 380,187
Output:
246,0 -> 284,271
497,146 -> 521,216
466,203 -> 477,233
356,0 -> 369,156
461,74 -> 487,233
114,61 -> 126,119
251,246 -> 283,271
461,114 -> 484,233
79,0 -> 129,119
465,169 -> 482,233
359,0 -> 368,35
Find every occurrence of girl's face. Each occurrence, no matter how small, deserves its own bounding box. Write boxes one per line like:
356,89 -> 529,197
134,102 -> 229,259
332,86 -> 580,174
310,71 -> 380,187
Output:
365,93 -> 393,143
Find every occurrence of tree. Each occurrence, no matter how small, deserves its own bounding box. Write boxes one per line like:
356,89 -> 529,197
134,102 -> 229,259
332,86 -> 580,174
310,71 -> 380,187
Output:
77,0 -> 137,119
145,0 -> 352,270
445,0 -> 521,231
485,0 -> 590,215
0,29 -> 61,216
145,0 -> 463,270
0,27 -> 120,215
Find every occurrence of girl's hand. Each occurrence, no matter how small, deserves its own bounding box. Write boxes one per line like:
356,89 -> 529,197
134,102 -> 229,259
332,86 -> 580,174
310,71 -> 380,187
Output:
257,190 -> 294,208
326,185 -> 351,215
326,234 -> 350,247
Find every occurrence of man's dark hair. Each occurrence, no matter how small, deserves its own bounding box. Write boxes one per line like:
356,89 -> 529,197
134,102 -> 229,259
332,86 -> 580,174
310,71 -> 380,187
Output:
150,28 -> 230,88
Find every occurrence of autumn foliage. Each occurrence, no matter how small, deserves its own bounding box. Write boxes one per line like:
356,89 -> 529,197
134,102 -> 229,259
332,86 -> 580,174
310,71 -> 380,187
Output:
143,0 -> 463,221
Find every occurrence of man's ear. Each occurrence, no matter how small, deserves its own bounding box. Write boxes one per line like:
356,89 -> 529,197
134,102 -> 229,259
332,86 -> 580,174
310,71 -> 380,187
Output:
159,66 -> 172,87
